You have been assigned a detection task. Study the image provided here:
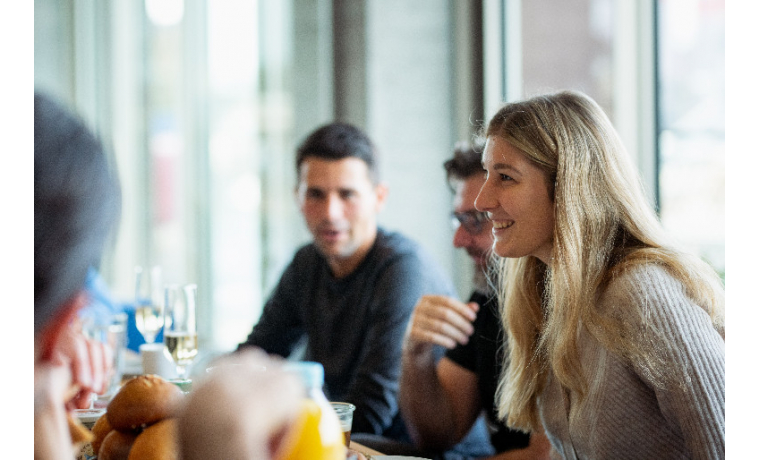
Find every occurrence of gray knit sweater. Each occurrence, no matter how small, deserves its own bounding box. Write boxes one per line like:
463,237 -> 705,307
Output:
539,264 -> 725,459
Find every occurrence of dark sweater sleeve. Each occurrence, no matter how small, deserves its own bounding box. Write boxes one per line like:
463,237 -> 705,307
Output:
237,256 -> 306,357
346,250 -> 456,435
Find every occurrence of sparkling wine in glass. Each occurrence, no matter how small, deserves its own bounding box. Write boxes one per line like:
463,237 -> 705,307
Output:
163,284 -> 198,380
134,266 -> 164,344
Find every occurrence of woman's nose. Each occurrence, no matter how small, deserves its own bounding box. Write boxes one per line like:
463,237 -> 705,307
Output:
474,181 -> 493,212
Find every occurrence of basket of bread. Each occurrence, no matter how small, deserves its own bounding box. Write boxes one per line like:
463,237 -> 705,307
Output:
75,374 -> 184,460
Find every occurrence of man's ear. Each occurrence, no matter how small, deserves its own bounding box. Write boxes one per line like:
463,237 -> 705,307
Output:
37,291 -> 88,363
374,182 -> 389,212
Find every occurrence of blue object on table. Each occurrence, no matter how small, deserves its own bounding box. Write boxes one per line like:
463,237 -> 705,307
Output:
81,268 -> 120,325
123,304 -> 164,351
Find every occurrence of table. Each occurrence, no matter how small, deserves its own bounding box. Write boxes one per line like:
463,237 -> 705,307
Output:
350,440 -> 384,456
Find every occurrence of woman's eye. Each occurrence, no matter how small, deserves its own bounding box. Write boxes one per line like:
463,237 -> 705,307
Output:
499,174 -> 513,181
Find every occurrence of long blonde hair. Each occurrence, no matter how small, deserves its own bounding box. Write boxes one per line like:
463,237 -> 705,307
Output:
487,91 -> 725,431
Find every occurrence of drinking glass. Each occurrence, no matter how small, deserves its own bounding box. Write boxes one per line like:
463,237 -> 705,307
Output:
80,311 -> 128,406
134,265 -> 164,344
163,284 -> 198,380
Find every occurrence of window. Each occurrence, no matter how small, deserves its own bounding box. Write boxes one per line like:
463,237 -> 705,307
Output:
35,0 -> 307,352
139,0 -> 305,350
521,0 -> 616,116
488,0 -> 723,275
657,0 -> 725,275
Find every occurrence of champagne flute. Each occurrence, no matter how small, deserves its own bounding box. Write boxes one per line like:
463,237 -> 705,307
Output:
163,284 -> 198,381
134,265 -> 164,344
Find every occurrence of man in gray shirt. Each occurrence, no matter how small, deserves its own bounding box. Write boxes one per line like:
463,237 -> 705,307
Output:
238,122 -> 455,439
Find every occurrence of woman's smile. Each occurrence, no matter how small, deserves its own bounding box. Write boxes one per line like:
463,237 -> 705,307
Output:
491,219 -> 514,231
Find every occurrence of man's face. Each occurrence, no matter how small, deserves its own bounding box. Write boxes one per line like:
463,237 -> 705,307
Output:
297,157 -> 387,274
452,174 -> 493,270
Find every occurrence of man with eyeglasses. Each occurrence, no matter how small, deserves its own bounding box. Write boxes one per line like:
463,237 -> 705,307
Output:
398,142 -> 551,459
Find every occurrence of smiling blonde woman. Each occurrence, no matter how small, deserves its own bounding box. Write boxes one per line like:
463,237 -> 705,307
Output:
475,91 -> 725,459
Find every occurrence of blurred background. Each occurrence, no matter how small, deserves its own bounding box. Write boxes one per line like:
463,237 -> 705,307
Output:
34,0 -> 724,353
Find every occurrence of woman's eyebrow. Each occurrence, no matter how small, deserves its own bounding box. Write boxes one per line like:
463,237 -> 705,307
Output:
492,162 -> 522,175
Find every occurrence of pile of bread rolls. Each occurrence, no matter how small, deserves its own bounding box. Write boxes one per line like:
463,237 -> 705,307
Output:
89,375 -> 184,460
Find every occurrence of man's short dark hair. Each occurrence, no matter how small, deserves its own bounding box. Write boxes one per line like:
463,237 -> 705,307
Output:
34,92 -> 121,334
295,122 -> 379,183
443,140 -> 485,190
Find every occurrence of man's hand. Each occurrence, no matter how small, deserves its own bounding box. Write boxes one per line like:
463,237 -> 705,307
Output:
400,295 -> 483,449
34,301 -> 114,458
405,295 -> 479,356
178,349 -> 304,460
55,321 -> 112,409
34,362 -> 79,460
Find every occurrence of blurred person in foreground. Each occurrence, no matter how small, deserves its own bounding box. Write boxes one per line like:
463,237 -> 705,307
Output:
398,142 -> 551,459
34,92 -> 120,458
238,122 -> 457,441
475,91 -> 724,458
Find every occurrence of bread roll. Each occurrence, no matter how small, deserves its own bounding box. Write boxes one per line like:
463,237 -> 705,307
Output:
91,412 -> 113,455
107,375 -> 183,431
98,429 -> 137,460
128,418 -> 179,460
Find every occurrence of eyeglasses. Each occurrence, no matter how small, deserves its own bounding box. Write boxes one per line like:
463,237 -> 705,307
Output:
451,211 -> 490,235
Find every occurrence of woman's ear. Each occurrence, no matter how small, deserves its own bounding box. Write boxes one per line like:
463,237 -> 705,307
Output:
36,291 -> 88,363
